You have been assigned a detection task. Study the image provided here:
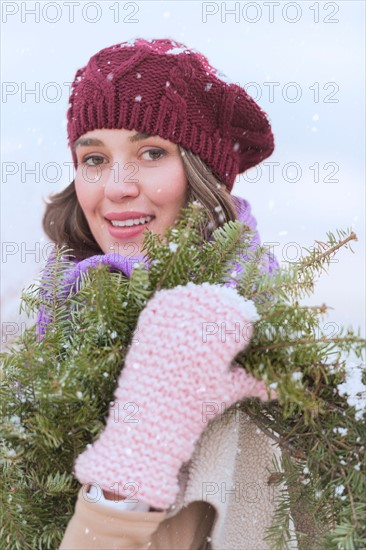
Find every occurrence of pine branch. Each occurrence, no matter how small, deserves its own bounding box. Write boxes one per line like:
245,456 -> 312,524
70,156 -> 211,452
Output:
251,335 -> 364,354
298,231 -> 358,271
1,209 -> 365,548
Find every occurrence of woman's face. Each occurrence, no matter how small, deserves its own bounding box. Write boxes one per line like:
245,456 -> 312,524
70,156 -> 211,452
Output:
74,128 -> 188,256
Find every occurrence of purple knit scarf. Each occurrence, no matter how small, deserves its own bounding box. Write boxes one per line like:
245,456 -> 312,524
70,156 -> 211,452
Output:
36,196 -> 278,339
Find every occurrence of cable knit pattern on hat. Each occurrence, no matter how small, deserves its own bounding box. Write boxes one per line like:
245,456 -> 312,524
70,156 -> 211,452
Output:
73,282 -> 273,510
67,38 -> 274,191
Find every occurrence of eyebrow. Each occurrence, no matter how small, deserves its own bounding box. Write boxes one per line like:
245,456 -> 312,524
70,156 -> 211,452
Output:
73,131 -> 152,150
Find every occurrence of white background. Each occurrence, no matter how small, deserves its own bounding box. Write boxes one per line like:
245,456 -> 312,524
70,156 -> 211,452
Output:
1,0 -> 365,349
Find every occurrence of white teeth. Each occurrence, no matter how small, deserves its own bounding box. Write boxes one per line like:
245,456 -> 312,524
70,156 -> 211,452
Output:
110,215 -> 153,227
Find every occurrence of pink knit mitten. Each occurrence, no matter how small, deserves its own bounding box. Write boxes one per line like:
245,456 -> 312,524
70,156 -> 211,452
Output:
74,282 -> 272,510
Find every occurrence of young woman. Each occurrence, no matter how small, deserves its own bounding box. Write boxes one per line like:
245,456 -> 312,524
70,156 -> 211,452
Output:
41,38 -> 289,549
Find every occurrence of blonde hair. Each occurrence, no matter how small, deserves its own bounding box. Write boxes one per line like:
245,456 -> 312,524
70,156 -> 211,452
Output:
42,146 -> 239,260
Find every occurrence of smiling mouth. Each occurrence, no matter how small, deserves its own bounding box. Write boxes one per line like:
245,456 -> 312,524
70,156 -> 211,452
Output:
107,215 -> 155,228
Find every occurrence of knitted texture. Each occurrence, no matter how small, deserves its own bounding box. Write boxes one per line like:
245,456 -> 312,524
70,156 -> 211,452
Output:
36,252 -> 148,340
67,37 -> 274,191
74,282 -> 273,510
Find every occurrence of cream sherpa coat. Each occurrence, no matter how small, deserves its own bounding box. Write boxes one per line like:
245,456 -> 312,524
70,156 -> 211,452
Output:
60,408 -> 299,549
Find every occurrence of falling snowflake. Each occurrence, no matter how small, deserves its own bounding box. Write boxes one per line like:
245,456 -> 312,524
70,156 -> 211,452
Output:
5,448 -> 16,457
166,47 -> 187,55
337,363 -> 366,421
333,427 -> 348,436
335,485 -> 345,497
211,67 -> 232,84
135,95 -> 142,102
121,38 -> 137,48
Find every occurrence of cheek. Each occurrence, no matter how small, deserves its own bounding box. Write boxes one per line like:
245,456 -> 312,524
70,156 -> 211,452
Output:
74,176 -> 100,215
149,164 -> 188,207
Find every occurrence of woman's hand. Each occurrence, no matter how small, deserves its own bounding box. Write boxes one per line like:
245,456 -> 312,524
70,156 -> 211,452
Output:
73,282 -> 274,510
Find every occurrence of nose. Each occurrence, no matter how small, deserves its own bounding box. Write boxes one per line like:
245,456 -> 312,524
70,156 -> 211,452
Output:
103,160 -> 140,202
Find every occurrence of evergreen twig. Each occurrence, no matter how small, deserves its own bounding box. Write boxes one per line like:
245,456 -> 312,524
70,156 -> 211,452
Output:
1,205 -> 365,549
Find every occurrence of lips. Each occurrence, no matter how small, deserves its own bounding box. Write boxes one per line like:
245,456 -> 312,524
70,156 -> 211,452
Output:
110,215 -> 153,228
105,212 -> 155,239
104,211 -> 154,222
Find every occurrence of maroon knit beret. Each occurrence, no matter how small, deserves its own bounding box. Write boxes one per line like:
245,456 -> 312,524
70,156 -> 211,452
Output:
67,38 -> 274,192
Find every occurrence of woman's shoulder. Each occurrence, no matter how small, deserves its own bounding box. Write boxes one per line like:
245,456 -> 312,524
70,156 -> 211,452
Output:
231,194 -> 258,231
230,194 -> 280,278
